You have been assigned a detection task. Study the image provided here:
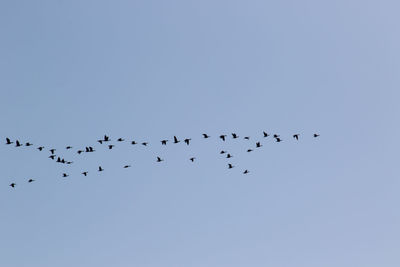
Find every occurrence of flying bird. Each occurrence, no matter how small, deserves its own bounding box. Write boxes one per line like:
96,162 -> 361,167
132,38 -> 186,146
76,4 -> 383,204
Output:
256,142 -> 262,148
220,150 -> 226,154
184,138 -> 191,145
226,153 -> 233,158
97,140 -> 103,144
232,133 -> 239,139
161,140 -> 168,145
314,133 -> 320,138
275,138 -> 282,142
219,135 -> 227,141
123,165 -> 131,168
49,155 -> 56,160
62,173 -> 69,177
15,140 -> 22,147
49,148 -> 56,154
82,172 -> 88,176
104,135 -> 110,142
77,150 -> 83,154
203,134 -> 210,139
9,183 -> 16,188
273,134 -> 280,138
243,170 -> 249,174
244,136 -> 250,140
6,138 -> 13,145
37,146 -> 44,151
142,142 -> 148,146
263,131 -> 269,138
108,144 -> 115,149
66,146 -> 73,149
293,134 -> 299,140
28,179 -> 35,183
98,166 -> 104,172
173,136 -> 180,144
247,149 -> 253,152
117,138 -> 124,142
228,164 -> 234,169
131,140 -> 137,145
189,157 -> 196,162
157,157 -> 164,162
25,142 -> 33,146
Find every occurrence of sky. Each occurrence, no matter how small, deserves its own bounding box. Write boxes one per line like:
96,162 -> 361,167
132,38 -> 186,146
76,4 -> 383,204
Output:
0,0 -> 399,266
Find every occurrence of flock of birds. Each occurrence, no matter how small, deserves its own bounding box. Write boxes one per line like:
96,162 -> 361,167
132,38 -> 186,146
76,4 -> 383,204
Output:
5,132 -> 320,188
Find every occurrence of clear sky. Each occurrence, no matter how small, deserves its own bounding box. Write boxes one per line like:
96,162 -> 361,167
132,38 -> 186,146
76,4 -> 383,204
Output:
0,0 -> 399,266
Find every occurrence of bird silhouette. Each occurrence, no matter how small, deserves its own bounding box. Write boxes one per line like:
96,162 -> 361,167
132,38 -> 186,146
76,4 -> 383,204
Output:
273,134 -> 280,138
247,149 -> 253,152
117,138 -> 124,142
228,164 -> 234,169
82,172 -> 88,176
243,170 -> 249,174
173,136 -> 180,144
123,165 -> 131,168
293,134 -> 299,140
232,133 -> 239,139
219,135 -> 227,141
142,142 -> 148,146
220,150 -> 226,154
263,131 -> 269,138
131,140 -> 137,145
203,134 -> 210,139
37,146 -> 44,151
184,138 -> 191,145
6,138 -> 13,145
226,153 -> 233,158
244,136 -> 250,140
9,183 -> 16,188
77,150 -> 83,154
97,140 -> 103,144
49,149 -> 56,154
161,140 -> 168,145
98,166 -> 104,172
25,142 -> 33,146
157,157 -> 164,162
49,155 -> 56,160
275,138 -> 282,142
256,142 -> 262,148
66,146 -> 73,149
28,179 -> 35,183
108,144 -> 115,149
15,140 -> 22,147
314,133 -> 320,138
190,157 -> 196,162
104,135 -> 110,142
62,173 -> 69,177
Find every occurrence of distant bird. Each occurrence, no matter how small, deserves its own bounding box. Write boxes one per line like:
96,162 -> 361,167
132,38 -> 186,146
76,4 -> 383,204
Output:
173,136 -> 180,144
189,157 -> 196,162
203,134 -> 210,139
56,157 -> 61,163
6,138 -> 13,145
263,131 -> 269,138
273,134 -> 280,138
82,172 -> 88,176
256,142 -> 262,148
226,153 -> 233,158
104,135 -> 110,142
142,142 -> 148,146
184,138 -> 191,145
108,144 -> 115,149
247,149 -> 253,152
117,138 -> 124,142
243,170 -> 249,174
77,150 -> 83,154
232,133 -> 239,139
9,183 -> 16,188
293,134 -> 299,140
220,150 -> 226,154
15,140 -> 22,147
49,149 -> 56,154
98,166 -> 104,172
66,146 -> 73,149
228,164 -> 234,169
28,179 -> 35,183
25,142 -> 33,147
244,136 -> 250,140
161,140 -> 168,145
66,161 -> 73,164
123,165 -> 131,168
275,137 -> 282,142
49,155 -> 56,160
97,140 -> 103,144
62,173 -> 69,177
86,146 -> 95,152
131,140 -> 137,145
219,135 -> 227,141
37,146 -> 44,151
314,133 -> 320,138
157,157 -> 164,162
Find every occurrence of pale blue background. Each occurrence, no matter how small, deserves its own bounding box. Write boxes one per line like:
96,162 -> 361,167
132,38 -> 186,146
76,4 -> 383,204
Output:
0,1 -> 399,266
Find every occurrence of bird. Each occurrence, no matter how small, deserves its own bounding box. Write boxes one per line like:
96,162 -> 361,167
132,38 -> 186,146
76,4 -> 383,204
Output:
142,142 -> 148,146
189,157 -> 196,162
263,131 -> 269,138
15,140 -> 22,147
173,136 -> 180,144
273,134 -> 280,138
98,166 -> 104,172
49,148 -> 56,154
56,157 -> 61,163
161,140 -> 168,145
157,157 -> 164,162
228,164 -> 234,169
219,135 -> 227,141
314,133 -> 320,138
232,133 -> 239,139
97,140 -> 103,144
49,155 -> 56,160
247,149 -> 253,152
131,140 -> 137,145
37,146 -> 44,151
226,153 -> 233,158
256,142 -> 262,148
62,173 -> 69,177
66,146 -> 73,149
220,150 -> 226,154
117,138 -> 124,142
275,137 -> 282,142
243,170 -> 249,174
66,161 -> 73,164
104,135 -> 110,142
9,183 -> 16,188
244,136 -> 250,140
123,165 -> 131,168
25,142 -> 33,146
77,150 -> 83,154
28,179 -> 35,183
82,172 -> 88,176
293,134 -> 299,140
184,138 -> 191,145
6,138 -> 13,145
203,134 -> 210,139
108,144 -> 115,149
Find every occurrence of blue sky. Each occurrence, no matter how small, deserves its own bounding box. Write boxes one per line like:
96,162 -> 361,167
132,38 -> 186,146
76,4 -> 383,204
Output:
0,1 -> 399,266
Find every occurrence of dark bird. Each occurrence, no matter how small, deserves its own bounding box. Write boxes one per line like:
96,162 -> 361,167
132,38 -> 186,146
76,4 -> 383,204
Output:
203,134 -> 210,139
157,157 -> 164,162
314,133 -> 320,138
15,140 -> 22,147
108,144 -> 115,149
123,165 -> 131,168
6,138 -> 13,145
56,157 -> 61,163
9,183 -> 16,188
263,131 -> 269,138
173,136 -> 180,144
243,170 -> 249,174
220,150 -> 226,154
244,136 -> 250,140
77,150 -> 83,154
226,153 -> 233,158
142,142 -> 148,146
293,134 -> 299,140
219,135 -> 227,141
247,149 -> 253,152
37,146 -> 44,151
228,164 -> 234,169
275,137 -> 282,142
190,157 -> 196,162
184,138 -> 191,145
28,179 -> 35,183
104,135 -> 110,142
131,140 -> 137,145
62,173 -> 69,177
49,155 -> 56,160
98,166 -> 104,172
97,140 -> 103,144
86,146 -> 95,152
117,138 -> 124,142
25,142 -> 33,146
273,134 -> 280,138
66,161 -> 73,164
66,146 -> 73,149
82,172 -> 88,176
161,140 -> 168,145
256,142 -> 262,148
232,133 -> 239,139
49,149 -> 56,154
